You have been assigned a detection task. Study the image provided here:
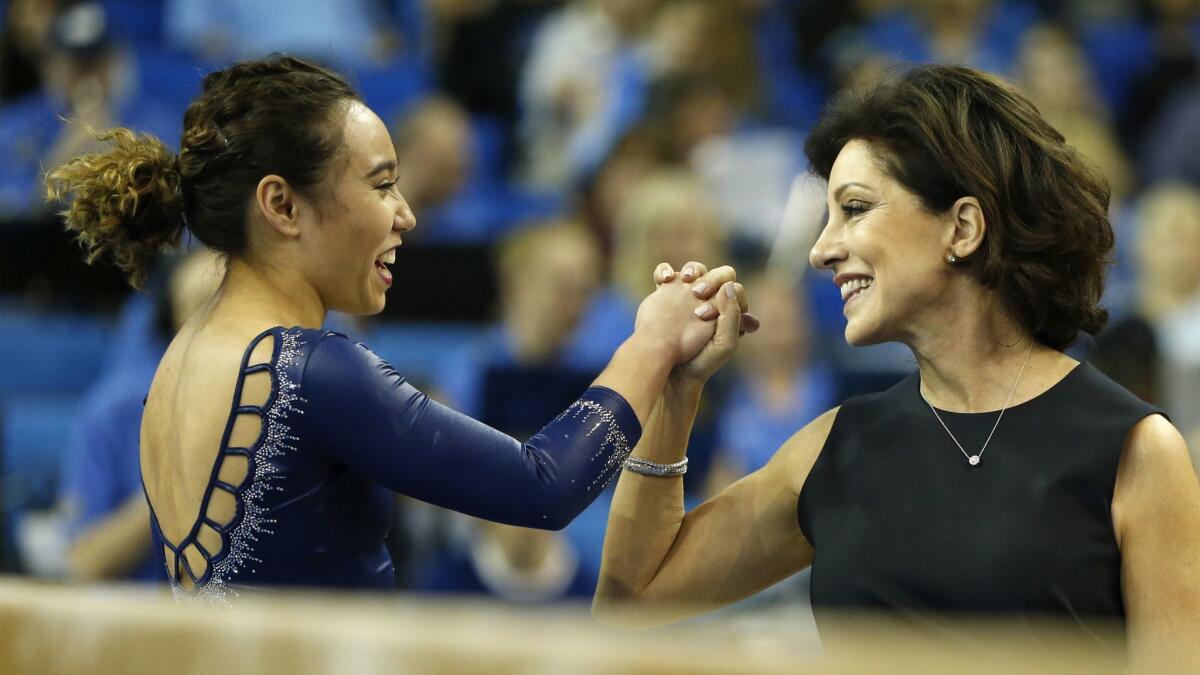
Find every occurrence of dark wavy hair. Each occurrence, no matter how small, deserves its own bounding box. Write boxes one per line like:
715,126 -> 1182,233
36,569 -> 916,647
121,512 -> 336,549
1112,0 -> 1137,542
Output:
804,65 -> 1114,349
45,56 -> 358,288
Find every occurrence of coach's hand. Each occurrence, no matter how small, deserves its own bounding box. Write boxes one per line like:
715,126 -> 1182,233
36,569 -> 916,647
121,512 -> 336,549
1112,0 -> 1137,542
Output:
653,261 -> 757,383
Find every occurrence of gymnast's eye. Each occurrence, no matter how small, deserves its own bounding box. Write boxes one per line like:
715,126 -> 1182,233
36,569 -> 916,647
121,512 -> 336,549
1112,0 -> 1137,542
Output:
374,179 -> 399,193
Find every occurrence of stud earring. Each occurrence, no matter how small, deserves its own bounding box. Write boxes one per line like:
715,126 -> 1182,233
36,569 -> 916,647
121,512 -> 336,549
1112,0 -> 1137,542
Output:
946,253 -> 958,264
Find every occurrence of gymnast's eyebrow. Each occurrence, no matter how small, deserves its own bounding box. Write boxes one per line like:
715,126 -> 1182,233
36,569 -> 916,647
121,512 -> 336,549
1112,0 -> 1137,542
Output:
365,159 -> 397,179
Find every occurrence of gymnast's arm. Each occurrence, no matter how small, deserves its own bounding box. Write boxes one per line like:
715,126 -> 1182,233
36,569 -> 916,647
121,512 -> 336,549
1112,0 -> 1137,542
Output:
301,265 -> 736,529
1112,414 -> 1200,673
302,331 -> 667,530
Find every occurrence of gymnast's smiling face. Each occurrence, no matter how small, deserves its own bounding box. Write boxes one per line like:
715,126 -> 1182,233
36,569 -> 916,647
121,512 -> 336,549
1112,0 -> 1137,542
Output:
289,100 -> 417,316
808,139 -> 961,347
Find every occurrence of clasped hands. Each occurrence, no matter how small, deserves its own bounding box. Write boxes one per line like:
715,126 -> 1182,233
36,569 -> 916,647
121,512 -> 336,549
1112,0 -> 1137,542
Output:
633,260 -> 760,382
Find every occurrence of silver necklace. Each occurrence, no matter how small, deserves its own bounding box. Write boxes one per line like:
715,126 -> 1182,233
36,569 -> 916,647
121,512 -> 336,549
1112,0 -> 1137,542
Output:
924,343 -> 1034,467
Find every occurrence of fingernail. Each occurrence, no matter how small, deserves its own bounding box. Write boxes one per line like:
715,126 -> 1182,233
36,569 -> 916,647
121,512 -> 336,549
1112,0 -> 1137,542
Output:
683,266 -> 695,278
692,282 -> 707,296
693,304 -> 711,317
662,270 -> 674,281
724,282 -> 736,298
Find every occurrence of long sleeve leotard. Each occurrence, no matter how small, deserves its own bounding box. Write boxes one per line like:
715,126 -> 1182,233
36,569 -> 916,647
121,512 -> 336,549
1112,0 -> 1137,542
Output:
148,327 -> 640,601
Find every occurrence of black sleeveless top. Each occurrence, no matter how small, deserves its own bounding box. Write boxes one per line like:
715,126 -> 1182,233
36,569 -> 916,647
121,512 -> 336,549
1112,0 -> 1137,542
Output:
798,362 -> 1162,634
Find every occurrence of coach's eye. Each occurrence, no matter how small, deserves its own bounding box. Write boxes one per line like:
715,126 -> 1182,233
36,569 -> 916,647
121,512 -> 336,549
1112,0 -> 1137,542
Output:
841,200 -> 869,218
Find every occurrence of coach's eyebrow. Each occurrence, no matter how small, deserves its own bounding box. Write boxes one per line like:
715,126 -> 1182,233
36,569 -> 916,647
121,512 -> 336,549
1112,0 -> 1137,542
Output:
832,182 -> 872,201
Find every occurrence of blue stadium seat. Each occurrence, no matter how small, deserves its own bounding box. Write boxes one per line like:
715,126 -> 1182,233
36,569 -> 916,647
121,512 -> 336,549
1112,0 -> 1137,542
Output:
134,46 -> 209,114
355,61 -> 432,123
0,396 -> 80,511
419,183 -> 566,244
469,115 -> 509,185
102,0 -> 167,47
1078,21 -> 1156,120
0,311 -> 114,397
390,0 -> 432,63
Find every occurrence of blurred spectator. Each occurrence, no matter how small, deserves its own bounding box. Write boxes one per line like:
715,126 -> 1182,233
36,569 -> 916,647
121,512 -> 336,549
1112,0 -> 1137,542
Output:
1141,81 -> 1200,187
0,1 -> 178,217
639,0 -> 770,170
1128,0 -> 1199,138
517,0 -> 660,190
58,248 -> 223,581
385,94 -> 567,245
645,75 -> 737,167
646,0 -> 761,113
567,168 -> 728,370
0,0 -> 59,100
419,219 -> 603,601
438,218 -> 603,416
706,270 -> 836,494
567,168 -> 732,490
1133,183 -> 1200,324
579,129 -> 662,257
163,0 -> 403,68
391,96 -> 472,226
919,0 -> 1039,74
429,0 -> 563,155
734,0 -> 827,129
1016,23 -> 1133,200
1134,183 -> 1200,458
835,0 -> 1038,78
1014,23 -> 1145,323
1069,0 -> 1199,155
1126,0 -> 1199,186
790,0 -> 887,78
634,71 -> 805,257
640,72 -> 805,256
1090,314 -> 1161,406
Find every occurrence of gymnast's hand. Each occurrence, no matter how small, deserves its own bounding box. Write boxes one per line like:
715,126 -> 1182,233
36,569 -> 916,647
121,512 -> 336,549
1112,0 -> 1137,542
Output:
654,261 -> 759,382
632,263 -> 719,366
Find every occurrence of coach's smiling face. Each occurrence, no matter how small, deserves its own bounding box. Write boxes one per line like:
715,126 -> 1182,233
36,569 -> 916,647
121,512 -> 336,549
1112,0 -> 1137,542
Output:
808,139 -> 986,348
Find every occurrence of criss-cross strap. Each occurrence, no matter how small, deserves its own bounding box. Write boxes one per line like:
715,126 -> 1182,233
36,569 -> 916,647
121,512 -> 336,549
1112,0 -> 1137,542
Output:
148,327 -> 306,603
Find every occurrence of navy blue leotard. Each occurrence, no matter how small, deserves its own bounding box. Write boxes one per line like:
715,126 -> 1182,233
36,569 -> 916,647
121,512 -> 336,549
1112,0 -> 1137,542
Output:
148,327 -> 640,601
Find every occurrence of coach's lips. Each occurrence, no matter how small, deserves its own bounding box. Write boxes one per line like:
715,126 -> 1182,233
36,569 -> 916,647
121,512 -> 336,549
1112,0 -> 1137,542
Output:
833,272 -> 874,302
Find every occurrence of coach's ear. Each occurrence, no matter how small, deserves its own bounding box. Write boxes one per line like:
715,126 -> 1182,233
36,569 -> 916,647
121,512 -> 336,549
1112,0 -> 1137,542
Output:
947,196 -> 985,260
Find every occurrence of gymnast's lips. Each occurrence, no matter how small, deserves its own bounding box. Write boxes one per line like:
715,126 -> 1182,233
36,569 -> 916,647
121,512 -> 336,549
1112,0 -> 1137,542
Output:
374,244 -> 399,287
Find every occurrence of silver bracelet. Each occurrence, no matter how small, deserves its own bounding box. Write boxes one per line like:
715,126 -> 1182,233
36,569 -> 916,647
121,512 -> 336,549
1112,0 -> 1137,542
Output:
622,456 -> 688,477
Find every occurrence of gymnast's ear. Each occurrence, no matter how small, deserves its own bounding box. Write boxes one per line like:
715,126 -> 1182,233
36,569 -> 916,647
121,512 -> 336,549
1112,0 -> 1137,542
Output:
255,174 -> 301,240
948,196 -> 986,259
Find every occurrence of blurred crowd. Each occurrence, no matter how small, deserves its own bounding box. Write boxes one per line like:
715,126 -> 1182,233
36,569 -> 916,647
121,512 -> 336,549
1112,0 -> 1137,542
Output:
1,0 -> 1197,612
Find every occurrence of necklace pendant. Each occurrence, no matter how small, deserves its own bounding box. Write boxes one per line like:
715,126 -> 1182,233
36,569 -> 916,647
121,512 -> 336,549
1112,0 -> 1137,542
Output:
968,455 -> 981,466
